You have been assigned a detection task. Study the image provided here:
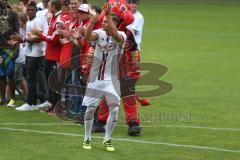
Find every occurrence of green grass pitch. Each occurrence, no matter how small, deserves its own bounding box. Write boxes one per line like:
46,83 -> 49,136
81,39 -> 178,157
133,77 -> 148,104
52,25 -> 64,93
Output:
1,0 -> 240,159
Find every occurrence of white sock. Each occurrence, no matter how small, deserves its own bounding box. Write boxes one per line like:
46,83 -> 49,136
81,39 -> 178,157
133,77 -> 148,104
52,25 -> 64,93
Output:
84,106 -> 96,141
104,106 -> 119,142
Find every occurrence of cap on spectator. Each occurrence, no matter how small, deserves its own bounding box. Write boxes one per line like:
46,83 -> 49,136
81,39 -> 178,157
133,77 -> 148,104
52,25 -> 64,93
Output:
78,4 -> 89,13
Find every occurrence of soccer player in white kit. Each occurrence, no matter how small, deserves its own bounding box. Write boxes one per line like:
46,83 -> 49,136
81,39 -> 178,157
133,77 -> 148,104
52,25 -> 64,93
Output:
82,2 -> 126,152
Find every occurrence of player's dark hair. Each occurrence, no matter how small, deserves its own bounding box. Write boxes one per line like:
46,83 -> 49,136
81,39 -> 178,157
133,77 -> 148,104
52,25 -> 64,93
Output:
110,12 -> 121,27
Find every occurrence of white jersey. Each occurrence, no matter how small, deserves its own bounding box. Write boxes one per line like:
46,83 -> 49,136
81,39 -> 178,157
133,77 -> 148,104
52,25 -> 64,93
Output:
88,29 -> 126,82
25,16 -> 45,57
127,11 -> 144,50
36,9 -> 48,33
36,9 -> 49,55
15,27 -> 26,64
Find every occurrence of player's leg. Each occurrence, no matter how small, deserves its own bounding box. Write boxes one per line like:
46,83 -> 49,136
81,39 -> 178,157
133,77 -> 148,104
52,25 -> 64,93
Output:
83,105 -> 98,149
103,81 -> 121,151
92,99 -> 108,133
103,103 -> 119,152
82,82 -> 103,149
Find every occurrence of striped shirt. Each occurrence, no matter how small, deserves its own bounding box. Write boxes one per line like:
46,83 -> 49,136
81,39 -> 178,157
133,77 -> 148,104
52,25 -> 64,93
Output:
88,29 -> 126,82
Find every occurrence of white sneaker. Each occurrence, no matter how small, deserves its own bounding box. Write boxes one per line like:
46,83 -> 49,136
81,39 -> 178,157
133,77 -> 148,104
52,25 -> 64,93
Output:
16,103 -> 37,111
37,101 -> 52,109
15,90 -> 19,95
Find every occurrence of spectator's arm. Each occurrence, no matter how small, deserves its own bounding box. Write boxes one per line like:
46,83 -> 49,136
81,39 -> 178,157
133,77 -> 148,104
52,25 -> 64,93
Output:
39,32 -> 60,44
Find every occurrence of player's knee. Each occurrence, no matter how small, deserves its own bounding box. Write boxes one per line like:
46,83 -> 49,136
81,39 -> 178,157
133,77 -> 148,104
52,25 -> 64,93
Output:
109,106 -> 119,121
84,106 -> 97,120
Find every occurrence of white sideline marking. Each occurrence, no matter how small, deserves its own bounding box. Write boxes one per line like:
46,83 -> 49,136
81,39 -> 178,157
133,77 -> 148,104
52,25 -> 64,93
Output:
0,123 -> 240,132
142,125 -> 240,131
0,127 -> 240,154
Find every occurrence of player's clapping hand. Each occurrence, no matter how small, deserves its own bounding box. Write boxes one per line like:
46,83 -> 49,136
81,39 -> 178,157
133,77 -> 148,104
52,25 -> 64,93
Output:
103,2 -> 111,16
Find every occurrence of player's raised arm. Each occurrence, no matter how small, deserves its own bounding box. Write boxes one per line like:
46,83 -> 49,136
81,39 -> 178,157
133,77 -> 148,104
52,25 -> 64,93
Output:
84,5 -> 98,42
104,2 -> 124,43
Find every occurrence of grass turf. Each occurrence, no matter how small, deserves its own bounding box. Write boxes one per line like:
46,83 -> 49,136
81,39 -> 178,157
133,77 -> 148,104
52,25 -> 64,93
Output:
1,0 -> 240,159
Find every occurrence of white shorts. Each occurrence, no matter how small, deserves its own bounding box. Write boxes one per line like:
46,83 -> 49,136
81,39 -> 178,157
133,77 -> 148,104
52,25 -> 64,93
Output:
82,80 -> 121,107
